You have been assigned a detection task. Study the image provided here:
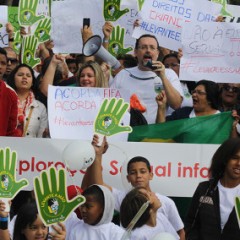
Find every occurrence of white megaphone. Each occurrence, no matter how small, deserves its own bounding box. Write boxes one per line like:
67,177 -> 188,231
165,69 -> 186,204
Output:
82,35 -> 121,70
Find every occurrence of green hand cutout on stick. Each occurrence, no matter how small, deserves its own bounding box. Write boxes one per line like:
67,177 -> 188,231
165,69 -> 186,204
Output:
34,17 -> 51,43
94,98 -> 132,136
235,197 -> 240,227
18,0 -> 45,26
109,25 -> 133,57
137,0 -> 145,11
34,167 -> 86,226
0,148 -> 28,199
104,0 -> 129,21
13,31 -> 22,55
21,35 -> 40,68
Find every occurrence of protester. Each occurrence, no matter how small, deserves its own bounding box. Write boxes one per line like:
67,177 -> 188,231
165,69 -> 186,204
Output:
0,47 -> 19,136
156,80 -> 220,123
81,135 -> 185,240
185,137 -> 240,240
0,201 -> 66,240
120,187 -> 179,240
68,184 -> 124,240
111,34 -> 183,124
7,64 -> 48,137
162,53 -> 195,108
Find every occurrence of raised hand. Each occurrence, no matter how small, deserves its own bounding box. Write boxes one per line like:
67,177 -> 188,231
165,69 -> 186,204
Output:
34,167 -> 86,226
0,148 -> 28,199
21,35 -> 41,68
34,17 -> 51,43
108,25 -> 133,56
103,0 -> 129,21
18,0 -> 45,26
94,98 -> 132,136
13,31 -> 22,54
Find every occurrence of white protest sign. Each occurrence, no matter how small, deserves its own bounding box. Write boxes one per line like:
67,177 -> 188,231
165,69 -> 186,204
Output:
132,0 -> 222,51
180,22 -> 240,82
0,6 -> 9,48
51,0 -> 139,54
48,85 -> 130,141
0,136 -> 219,197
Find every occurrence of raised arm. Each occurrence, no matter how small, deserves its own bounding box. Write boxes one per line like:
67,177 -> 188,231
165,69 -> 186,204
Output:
81,135 -> 112,191
0,200 -> 11,240
155,90 -> 167,123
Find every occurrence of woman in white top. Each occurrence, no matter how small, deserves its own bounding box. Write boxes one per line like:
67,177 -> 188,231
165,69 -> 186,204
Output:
7,64 -> 48,137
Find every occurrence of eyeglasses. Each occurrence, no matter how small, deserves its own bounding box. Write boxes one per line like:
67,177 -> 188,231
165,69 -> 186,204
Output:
137,45 -> 158,51
164,63 -> 180,68
7,58 -> 18,64
191,90 -> 207,95
222,84 -> 240,93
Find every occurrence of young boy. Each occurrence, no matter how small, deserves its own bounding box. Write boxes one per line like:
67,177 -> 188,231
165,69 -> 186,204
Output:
81,136 -> 185,240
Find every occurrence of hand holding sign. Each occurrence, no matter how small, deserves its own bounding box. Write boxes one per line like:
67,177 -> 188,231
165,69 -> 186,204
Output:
0,148 -> 28,211
94,98 -> 132,136
103,0 -> 129,21
34,17 -> 51,43
34,167 -> 85,226
21,35 -> 40,68
18,0 -> 45,26
109,25 -> 133,56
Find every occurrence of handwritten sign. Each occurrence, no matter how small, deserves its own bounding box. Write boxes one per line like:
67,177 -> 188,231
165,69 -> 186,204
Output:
51,0 -> 138,54
48,86 -> 130,141
180,22 -> 240,83
132,0 -> 221,51
0,6 -> 8,48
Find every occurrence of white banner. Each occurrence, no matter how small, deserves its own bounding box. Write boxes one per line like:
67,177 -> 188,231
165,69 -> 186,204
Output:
48,85 -> 130,141
0,6 -> 9,48
132,0 -> 221,51
180,21 -> 240,82
0,137 -> 219,197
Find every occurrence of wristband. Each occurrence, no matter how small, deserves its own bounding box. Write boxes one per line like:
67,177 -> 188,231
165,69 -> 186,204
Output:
0,221 -> 8,230
103,38 -> 109,43
0,217 -> 8,221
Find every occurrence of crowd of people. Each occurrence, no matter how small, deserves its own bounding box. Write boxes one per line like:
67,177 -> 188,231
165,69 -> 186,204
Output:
0,2 -> 240,239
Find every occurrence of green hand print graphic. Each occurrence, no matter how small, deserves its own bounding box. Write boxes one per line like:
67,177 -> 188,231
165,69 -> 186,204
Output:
94,98 -> 132,136
21,35 -> 41,68
19,0 -> 45,26
109,25 -> 133,57
13,31 -> 22,55
0,148 -> 28,199
34,17 -> 51,43
103,0 -> 129,21
138,0 -> 145,11
34,167 -> 86,226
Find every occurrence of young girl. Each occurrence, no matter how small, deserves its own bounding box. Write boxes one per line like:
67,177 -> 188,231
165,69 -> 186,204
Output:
0,202 -> 65,240
120,187 -> 179,240
68,184 -> 124,239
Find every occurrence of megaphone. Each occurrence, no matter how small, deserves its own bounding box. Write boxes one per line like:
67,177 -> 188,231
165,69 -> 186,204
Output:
82,35 -> 121,70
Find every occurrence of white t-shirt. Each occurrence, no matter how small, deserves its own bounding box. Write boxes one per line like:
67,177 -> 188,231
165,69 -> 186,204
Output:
112,188 -> 184,232
111,67 -> 183,124
218,181 -> 240,230
129,211 -> 180,240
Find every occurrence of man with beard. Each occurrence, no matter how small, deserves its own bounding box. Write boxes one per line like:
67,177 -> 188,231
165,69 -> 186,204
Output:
110,34 -> 183,124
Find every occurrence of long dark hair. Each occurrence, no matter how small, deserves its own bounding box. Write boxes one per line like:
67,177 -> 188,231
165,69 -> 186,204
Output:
7,63 -> 38,95
13,202 -> 48,240
209,137 -> 240,180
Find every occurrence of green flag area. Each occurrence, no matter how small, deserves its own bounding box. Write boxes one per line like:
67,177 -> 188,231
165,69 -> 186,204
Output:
128,111 -> 233,144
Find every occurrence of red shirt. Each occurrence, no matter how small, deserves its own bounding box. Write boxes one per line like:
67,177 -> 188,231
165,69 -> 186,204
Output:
0,80 -> 20,136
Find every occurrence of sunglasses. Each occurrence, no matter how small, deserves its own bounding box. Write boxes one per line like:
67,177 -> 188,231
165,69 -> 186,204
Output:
222,84 -> 240,93
7,58 -> 18,64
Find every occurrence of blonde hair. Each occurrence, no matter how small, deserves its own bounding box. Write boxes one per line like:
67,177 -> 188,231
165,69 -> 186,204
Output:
77,61 -> 108,88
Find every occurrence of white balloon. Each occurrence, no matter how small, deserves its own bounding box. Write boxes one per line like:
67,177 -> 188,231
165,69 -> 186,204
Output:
62,141 -> 95,170
151,232 -> 177,240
